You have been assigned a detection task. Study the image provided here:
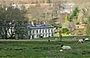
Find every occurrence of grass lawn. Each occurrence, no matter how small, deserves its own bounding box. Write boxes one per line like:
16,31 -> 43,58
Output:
0,40 -> 90,58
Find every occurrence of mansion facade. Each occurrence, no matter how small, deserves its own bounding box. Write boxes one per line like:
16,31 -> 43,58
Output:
27,24 -> 55,39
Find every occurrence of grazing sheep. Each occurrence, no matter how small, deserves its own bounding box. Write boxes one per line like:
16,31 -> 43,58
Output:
78,39 -> 84,43
85,38 -> 89,41
61,44 -> 71,50
78,38 -> 89,43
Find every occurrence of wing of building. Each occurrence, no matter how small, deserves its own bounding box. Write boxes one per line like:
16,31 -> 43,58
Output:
27,23 -> 55,39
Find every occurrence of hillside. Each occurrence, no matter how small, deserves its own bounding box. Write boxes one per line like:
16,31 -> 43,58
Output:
0,0 -> 90,10
0,0 -> 90,9
0,0 -> 90,22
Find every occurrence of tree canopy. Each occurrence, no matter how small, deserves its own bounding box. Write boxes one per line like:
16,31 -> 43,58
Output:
0,5 -> 28,39
69,7 -> 79,21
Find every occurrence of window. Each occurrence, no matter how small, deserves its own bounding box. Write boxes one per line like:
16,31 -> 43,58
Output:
36,29 -> 38,33
39,29 -> 41,34
38,29 -> 39,33
49,29 -> 51,33
41,29 -> 44,33
43,29 -> 45,34
45,29 -> 47,33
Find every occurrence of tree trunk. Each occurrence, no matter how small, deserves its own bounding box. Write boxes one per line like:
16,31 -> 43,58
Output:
5,28 -> 7,39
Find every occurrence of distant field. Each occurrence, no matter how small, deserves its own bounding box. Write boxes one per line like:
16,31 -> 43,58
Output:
0,40 -> 90,58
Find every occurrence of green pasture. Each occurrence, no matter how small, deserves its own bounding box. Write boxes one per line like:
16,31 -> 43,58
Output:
0,40 -> 90,58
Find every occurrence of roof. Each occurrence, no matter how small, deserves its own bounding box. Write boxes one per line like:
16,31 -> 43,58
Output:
27,24 -> 54,29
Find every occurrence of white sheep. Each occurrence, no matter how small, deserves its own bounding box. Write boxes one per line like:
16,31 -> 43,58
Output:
85,38 -> 89,41
79,39 -> 84,43
78,38 -> 89,43
61,45 -> 71,50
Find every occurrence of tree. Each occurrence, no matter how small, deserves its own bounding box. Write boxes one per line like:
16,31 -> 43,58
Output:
52,23 -> 62,41
69,7 -> 79,21
0,5 -> 28,39
62,28 -> 69,34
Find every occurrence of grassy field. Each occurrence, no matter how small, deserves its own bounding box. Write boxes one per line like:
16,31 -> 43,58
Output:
0,40 -> 90,58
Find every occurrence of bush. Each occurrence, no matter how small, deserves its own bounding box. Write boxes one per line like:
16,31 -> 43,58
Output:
62,28 -> 69,34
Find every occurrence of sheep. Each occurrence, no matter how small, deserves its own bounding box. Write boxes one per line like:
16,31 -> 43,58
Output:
61,44 -> 72,50
78,39 -> 84,43
78,38 -> 89,43
85,38 -> 89,41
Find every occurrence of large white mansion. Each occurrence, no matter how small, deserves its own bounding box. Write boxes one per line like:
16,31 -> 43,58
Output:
27,24 -> 55,39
